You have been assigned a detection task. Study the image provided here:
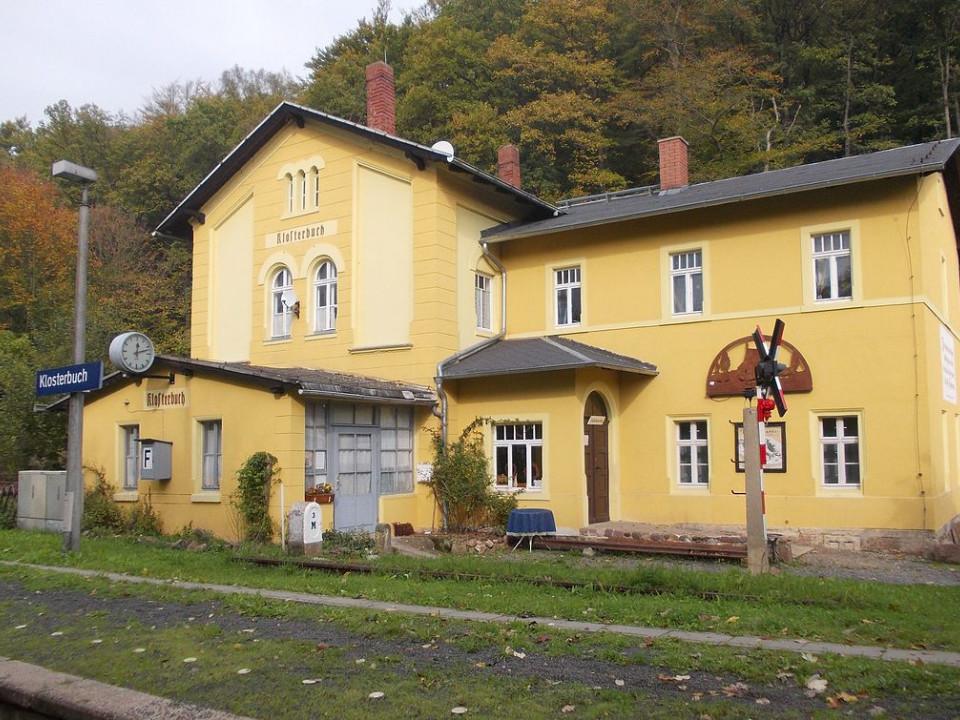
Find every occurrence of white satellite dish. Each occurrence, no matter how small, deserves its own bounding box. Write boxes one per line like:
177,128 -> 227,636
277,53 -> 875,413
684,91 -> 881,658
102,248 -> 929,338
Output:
281,288 -> 299,309
431,140 -> 455,159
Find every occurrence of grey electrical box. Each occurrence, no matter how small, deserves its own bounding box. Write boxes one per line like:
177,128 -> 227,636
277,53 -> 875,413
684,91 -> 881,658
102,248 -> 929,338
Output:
139,439 -> 172,480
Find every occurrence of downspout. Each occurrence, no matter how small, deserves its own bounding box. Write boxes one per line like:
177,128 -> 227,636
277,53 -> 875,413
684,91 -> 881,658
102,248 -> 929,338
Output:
433,241 -> 507,446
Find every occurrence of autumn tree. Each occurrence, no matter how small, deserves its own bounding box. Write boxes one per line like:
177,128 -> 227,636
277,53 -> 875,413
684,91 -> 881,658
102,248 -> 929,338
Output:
0,164 -> 76,336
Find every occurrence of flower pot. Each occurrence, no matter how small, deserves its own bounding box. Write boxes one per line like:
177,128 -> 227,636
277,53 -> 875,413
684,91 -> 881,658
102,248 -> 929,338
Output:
307,493 -> 334,504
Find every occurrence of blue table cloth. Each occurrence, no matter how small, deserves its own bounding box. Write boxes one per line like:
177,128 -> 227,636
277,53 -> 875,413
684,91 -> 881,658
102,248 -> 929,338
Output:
506,508 -> 556,536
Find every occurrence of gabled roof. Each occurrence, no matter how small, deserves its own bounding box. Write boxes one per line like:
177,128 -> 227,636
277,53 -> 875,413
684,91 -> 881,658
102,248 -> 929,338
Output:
440,336 -> 658,380
483,138 -> 960,242
45,356 -> 437,408
155,102 -> 558,238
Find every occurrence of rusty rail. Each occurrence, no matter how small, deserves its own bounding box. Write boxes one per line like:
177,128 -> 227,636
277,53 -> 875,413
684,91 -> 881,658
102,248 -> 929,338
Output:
529,534 -> 748,560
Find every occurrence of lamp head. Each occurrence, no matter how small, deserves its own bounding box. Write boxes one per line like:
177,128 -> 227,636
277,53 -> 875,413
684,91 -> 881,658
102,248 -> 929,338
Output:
52,160 -> 97,184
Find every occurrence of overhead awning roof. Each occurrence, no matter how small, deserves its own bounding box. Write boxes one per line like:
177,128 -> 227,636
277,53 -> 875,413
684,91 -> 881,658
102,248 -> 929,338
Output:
42,355 -> 437,409
439,337 -> 658,380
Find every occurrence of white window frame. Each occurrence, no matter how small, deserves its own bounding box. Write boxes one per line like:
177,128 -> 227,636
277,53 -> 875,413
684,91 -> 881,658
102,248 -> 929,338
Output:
297,170 -> 307,212
812,231 -> 852,302
670,250 -> 703,316
818,415 -> 861,488
493,422 -> 543,492
379,406 -> 414,495
676,419 -> 709,486
272,267 -> 293,339
200,419 -> 222,492
285,173 -> 295,215
554,266 -> 581,327
314,260 -> 338,333
475,272 -> 492,331
121,425 -> 139,491
312,167 -> 320,209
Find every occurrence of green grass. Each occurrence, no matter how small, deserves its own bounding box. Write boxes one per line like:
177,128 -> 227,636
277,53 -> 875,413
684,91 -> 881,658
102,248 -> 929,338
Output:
1,542 -> 960,720
2,529 -> 960,652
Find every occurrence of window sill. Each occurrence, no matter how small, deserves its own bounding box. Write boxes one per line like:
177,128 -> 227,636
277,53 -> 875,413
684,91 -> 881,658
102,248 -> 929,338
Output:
113,491 -> 139,503
191,492 -> 221,503
280,208 -> 318,221
307,330 -> 337,340
264,336 -> 292,344
818,484 -> 863,497
349,343 -> 413,354
674,483 -> 710,493
665,313 -> 705,324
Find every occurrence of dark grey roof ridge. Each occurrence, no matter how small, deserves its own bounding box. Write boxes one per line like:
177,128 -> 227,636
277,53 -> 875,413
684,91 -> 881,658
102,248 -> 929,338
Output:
484,138 -> 960,242
155,102 -> 557,237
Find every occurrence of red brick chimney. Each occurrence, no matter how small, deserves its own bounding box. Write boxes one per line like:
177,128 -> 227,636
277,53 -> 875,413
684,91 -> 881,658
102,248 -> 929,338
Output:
365,61 -> 396,135
658,136 -> 689,191
497,144 -> 521,189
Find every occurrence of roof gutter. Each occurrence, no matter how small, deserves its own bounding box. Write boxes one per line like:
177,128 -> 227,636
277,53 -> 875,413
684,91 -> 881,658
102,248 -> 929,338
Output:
433,241 -> 507,445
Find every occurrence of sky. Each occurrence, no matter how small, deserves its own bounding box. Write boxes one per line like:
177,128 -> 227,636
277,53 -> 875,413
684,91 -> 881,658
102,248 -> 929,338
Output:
0,0 -> 423,126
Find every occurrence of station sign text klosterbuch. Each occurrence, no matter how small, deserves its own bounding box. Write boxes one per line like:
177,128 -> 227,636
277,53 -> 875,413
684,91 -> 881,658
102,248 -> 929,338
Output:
36,361 -> 103,397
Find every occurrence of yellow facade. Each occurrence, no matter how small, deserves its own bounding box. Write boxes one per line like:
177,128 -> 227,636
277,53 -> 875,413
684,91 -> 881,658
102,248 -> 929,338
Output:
441,171 -> 960,537
81,93 -> 960,547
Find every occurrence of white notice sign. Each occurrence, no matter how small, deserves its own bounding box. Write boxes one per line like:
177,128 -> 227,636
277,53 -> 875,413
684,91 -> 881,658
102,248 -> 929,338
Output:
942,325 -> 957,405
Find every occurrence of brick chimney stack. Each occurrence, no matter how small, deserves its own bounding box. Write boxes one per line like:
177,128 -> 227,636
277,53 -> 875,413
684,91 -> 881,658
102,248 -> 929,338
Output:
365,61 -> 396,135
497,144 -> 521,189
658,136 -> 689,191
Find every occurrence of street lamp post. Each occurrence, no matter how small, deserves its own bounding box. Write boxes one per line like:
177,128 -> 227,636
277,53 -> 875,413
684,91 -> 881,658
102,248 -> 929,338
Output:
52,160 -> 97,552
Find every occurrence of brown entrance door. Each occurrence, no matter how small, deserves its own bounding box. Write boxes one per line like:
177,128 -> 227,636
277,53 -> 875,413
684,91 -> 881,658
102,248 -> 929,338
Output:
584,392 -> 610,523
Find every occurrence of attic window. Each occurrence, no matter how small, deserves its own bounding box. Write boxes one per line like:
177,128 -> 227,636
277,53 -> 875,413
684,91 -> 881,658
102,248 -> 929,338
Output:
278,156 -> 325,219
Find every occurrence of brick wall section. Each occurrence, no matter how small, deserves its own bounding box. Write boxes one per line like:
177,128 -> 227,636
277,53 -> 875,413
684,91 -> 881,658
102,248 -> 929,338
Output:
658,136 -> 689,191
497,144 -> 521,188
365,61 -> 396,135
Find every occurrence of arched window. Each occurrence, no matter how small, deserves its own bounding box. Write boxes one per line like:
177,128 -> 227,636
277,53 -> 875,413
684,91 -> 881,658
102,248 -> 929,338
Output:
285,174 -> 294,215
314,260 -> 338,332
311,167 -> 320,209
272,267 -> 293,338
297,170 -> 307,212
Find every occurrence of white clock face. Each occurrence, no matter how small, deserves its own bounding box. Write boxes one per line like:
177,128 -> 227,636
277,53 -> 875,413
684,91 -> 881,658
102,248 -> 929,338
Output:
110,332 -> 155,374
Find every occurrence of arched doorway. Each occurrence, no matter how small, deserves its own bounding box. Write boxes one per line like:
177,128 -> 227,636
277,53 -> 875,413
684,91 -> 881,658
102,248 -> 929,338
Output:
584,392 -> 610,524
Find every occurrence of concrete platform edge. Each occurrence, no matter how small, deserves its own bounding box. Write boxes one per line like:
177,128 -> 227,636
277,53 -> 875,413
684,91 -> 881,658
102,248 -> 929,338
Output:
0,657 -> 255,720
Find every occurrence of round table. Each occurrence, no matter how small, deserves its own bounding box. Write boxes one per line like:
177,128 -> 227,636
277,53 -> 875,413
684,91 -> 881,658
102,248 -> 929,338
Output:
506,509 -> 556,550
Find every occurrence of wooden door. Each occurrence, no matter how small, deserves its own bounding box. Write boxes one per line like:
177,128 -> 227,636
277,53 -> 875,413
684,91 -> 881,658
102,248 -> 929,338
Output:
584,392 -> 610,523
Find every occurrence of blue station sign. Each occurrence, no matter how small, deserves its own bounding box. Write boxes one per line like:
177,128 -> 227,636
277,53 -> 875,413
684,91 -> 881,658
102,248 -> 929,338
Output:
36,361 -> 103,397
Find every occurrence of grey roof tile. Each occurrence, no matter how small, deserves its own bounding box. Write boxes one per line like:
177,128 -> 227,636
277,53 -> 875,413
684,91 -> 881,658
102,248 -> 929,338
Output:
440,336 -> 657,380
484,138 -> 960,242
155,102 -> 556,238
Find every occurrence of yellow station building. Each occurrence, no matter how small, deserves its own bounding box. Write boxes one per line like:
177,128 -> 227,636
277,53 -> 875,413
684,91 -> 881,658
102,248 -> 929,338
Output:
80,62 -> 960,551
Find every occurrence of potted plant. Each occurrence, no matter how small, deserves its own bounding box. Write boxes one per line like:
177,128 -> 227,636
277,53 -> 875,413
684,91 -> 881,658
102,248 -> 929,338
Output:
305,482 -> 334,504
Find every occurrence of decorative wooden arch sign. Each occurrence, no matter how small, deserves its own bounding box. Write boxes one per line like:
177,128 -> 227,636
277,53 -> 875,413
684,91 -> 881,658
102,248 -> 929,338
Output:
706,335 -> 812,398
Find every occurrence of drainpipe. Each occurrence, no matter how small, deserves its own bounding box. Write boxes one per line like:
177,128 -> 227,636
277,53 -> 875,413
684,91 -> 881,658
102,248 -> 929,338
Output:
434,241 -> 507,446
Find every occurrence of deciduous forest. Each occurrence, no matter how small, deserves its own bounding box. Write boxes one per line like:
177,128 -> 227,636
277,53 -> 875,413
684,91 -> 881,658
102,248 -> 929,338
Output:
1,0 -> 958,478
